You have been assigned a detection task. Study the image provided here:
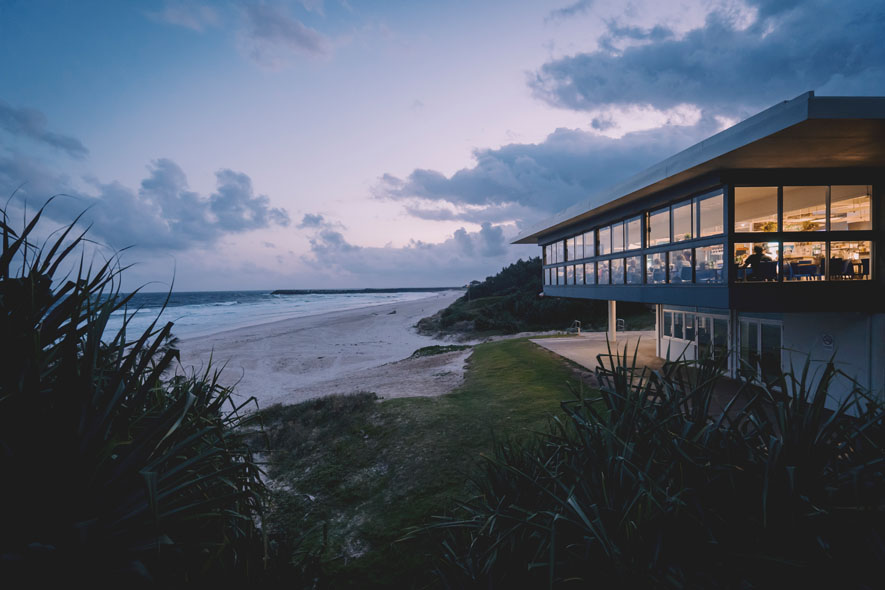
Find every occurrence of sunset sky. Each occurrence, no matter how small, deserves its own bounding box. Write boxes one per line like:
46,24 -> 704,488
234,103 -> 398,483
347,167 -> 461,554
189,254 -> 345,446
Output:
2,0 -> 883,290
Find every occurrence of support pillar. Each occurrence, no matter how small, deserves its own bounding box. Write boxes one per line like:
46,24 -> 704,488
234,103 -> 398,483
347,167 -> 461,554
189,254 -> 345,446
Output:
608,300 -> 617,344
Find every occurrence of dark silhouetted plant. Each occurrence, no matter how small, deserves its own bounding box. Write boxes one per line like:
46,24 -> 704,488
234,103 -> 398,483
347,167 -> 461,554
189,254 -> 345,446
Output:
0,202 -> 269,586
427,340 -> 885,589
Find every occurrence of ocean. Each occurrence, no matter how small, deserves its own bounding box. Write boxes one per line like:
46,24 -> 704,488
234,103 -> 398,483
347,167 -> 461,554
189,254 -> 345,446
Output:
102,290 -> 451,341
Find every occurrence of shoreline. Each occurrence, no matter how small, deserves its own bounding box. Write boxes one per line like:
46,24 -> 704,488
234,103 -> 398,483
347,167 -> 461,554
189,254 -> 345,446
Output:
176,290 -> 467,410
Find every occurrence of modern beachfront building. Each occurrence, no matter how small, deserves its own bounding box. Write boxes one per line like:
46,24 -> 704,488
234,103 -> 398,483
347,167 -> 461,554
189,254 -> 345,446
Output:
514,92 -> 884,405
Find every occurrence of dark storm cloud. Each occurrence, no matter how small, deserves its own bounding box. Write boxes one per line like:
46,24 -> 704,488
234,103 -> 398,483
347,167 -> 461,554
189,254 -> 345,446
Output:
532,0 -> 885,115
0,155 -> 290,251
243,2 -> 331,60
0,100 -> 89,159
380,117 -> 720,226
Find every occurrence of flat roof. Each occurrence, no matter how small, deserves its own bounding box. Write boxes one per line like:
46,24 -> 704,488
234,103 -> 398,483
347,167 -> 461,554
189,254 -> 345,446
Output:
513,92 -> 885,244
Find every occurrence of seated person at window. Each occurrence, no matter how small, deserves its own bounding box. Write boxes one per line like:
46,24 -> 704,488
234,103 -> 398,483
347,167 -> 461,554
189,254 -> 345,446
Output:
742,246 -> 772,281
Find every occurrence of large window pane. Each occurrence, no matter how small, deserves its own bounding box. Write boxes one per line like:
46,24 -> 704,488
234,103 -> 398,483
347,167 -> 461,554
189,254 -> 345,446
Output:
646,252 -> 667,284
566,237 -> 576,261
735,187 -> 778,232
556,266 -> 564,285
626,256 -> 642,284
567,265 -> 575,285
612,222 -> 625,253
697,192 -> 724,237
663,311 -> 673,337
672,201 -> 693,242
735,242 -> 779,282
673,312 -> 684,339
760,323 -> 782,382
783,186 -> 826,232
584,262 -> 596,284
583,231 -> 595,258
713,319 -> 729,360
830,241 -> 871,280
648,208 -> 670,246
668,248 -> 692,283
611,258 -> 625,284
556,240 -> 564,263
627,216 -> 642,250
685,314 -> 695,342
830,185 -> 872,230
575,234 -> 584,259
575,263 -> 585,285
697,316 -> 712,357
783,241 -> 824,281
696,244 -> 725,283
597,259 -> 610,284
598,226 -> 611,256
739,319 -> 758,377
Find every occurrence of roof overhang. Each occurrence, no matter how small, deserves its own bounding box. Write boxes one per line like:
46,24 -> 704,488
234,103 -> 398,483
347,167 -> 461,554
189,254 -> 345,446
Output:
513,92 -> 885,245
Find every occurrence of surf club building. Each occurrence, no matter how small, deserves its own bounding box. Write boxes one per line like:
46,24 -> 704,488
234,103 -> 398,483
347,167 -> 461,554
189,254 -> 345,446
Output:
514,92 -> 885,404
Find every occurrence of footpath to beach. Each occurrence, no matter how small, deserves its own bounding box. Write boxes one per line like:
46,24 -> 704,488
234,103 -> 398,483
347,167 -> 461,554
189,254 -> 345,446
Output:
177,290 -> 468,410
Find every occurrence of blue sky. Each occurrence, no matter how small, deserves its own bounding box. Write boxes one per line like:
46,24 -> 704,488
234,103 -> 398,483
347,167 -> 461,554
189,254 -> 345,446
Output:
2,0 -> 883,290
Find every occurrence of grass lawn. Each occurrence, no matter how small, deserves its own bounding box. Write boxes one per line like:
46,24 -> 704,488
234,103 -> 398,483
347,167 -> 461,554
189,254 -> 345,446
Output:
257,338 -> 594,588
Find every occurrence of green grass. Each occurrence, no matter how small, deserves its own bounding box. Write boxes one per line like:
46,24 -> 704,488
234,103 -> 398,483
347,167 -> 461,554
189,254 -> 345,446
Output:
410,344 -> 472,358
258,338 -> 592,588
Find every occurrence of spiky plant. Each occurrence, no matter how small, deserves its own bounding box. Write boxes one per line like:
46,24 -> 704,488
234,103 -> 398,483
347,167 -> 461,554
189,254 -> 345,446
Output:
428,340 -> 885,589
0,203 -> 269,586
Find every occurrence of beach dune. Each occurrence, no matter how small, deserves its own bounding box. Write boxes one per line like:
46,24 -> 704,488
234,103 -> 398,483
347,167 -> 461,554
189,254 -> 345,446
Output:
177,290 -> 466,409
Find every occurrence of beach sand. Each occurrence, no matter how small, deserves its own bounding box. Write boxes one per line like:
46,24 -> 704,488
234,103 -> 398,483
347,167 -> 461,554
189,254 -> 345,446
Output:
176,290 -> 469,410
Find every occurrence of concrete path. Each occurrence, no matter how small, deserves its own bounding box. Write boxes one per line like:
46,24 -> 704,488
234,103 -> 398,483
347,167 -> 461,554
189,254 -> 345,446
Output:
530,330 -> 663,374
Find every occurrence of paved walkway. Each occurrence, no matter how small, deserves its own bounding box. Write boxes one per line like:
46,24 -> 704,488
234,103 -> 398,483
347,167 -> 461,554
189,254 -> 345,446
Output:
530,330 -> 663,374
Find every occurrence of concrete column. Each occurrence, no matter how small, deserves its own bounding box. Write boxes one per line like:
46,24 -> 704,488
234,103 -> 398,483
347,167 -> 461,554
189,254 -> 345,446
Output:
608,300 -> 617,343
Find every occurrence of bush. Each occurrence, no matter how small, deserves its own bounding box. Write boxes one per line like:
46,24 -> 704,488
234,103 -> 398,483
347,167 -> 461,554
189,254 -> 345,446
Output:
430,342 -> 885,588
0,204 -> 269,586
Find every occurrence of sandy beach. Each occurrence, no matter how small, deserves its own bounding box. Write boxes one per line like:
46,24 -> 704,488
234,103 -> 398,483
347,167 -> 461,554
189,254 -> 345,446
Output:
177,290 -> 469,410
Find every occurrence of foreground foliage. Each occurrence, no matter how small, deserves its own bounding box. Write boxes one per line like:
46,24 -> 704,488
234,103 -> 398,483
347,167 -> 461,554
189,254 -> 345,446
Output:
432,345 -> 885,588
0,205 -> 268,585
417,257 -> 653,335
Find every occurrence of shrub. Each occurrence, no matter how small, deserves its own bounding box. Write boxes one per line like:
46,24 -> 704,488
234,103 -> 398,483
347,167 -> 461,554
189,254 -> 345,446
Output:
430,342 -> 885,588
0,204 -> 269,586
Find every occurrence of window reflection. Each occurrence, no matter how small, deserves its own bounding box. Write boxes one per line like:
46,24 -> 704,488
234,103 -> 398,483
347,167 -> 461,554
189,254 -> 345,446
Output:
598,226 -> 611,255
648,208 -> 670,246
584,262 -> 596,285
646,252 -> 667,284
672,201 -> 692,242
583,231 -> 595,257
695,244 -> 725,283
597,260 -> 610,284
627,216 -> 642,250
734,242 -> 779,282
626,256 -> 642,284
567,265 -> 575,285
830,241 -> 871,280
830,185 -> 872,230
611,258 -> 625,284
735,187 -> 778,232
668,248 -> 692,283
697,192 -> 724,237
783,241 -> 824,281
612,222 -> 625,253
783,186 -> 826,232
566,237 -> 576,261
556,266 -> 564,285
575,263 -> 585,285
556,241 -> 564,263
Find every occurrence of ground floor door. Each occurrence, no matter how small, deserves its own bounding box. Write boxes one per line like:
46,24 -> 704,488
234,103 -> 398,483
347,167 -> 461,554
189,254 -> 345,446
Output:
738,318 -> 782,383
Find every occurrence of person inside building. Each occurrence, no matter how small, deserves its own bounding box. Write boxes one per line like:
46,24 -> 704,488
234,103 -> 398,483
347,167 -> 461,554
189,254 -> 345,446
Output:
742,245 -> 772,281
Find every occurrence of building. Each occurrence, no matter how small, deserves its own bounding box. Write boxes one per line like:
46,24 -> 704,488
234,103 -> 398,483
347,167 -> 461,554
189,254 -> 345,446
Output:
514,92 -> 884,406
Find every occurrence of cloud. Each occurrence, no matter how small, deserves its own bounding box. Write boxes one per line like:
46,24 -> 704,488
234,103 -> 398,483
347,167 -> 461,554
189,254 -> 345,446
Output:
297,213 -> 328,228
546,1 -> 594,22
378,116 -> 720,228
146,1 -> 220,31
297,213 -> 519,287
0,155 -> 289,251
0,100 -> 89,159
531,0 -> 885,116
242,2 -> 332,65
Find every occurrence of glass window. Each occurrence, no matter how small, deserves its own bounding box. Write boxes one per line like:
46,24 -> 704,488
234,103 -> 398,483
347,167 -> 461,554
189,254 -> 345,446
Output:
556,266 -> 565,285
734,242 -> 779,282
674,312 -> 684,339
735,187 -> 778,233
567,265 -> 575,285
713,318 -> 729,360
575,234 -> 584,259
697,316 -> 712,358
556,240 -> 564,263
646,252 -> 667,284
626,256 -> 642,284
696,244 -> 725,284
783,186 -> 827,232
830,185 -> 872,230
566,238 -> 575,261
626,216 -> 642,250
648,208 -> 670,246
830,241 -> 871,280
668,248 -> 693,283
697,192 -> 724,237
760,323 -> 782,381
612,222 -> 625,253
672,201 -> 693,242
663,311 -> 673,337
597,259 -> 610,284
544,268 -> 550,285
584,262 -> 596,285
685,314 -> 695,342
783,241 -> 825,281
598,226 -> 611,256
739,319 -> 758,377
544,244 -> 550,265
575,263 -> 585,285
583,231 -> 595,258
611,258 -> 625,284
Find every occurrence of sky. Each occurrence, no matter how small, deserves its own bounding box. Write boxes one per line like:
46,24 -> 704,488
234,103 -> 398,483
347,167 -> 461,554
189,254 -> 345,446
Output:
1,0 -> 883,291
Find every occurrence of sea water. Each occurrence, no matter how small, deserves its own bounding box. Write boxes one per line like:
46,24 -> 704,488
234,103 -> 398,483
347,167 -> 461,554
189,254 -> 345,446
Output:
102,290 -> 447,341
